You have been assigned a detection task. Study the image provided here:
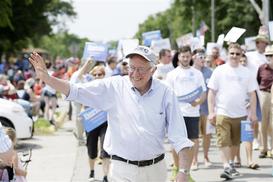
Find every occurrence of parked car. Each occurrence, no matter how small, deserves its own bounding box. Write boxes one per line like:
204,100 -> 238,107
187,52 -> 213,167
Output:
0,98 -> 33,139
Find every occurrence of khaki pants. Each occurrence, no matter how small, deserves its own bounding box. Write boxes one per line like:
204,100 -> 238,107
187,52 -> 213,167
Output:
259,91 -> 273,151
109,159 -> 167,182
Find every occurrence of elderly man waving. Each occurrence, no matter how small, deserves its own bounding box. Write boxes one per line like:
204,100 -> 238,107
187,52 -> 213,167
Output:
29,46 -> 193,182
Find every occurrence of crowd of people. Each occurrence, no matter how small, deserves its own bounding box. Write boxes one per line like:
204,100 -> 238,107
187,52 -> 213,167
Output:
0,28 -> 273,182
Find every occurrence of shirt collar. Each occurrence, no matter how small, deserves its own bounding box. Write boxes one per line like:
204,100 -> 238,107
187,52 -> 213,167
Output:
130,77 -> 156,95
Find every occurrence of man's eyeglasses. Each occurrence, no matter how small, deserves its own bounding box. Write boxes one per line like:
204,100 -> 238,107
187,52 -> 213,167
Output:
229,52 -> 241,56
128,66 -> 152,74
266,55 -> 273,57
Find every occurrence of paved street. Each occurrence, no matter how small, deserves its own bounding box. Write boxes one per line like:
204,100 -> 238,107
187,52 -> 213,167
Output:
17,119 -> 272,182
16,99 -> 273,182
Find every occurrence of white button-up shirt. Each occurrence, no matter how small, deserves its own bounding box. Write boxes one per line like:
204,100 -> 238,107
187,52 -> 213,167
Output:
66,76 -> 193,160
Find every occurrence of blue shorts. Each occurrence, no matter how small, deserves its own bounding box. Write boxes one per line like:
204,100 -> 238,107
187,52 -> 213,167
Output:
184,117 -> 200,139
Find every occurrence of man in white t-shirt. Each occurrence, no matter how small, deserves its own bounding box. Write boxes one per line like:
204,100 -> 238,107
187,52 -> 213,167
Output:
208,43 -> 257,180
166,46 -> 206,179
153,49 -> 174,80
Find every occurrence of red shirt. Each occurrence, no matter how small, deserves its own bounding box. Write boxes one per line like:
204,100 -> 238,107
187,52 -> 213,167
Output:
257,63 -> 273,92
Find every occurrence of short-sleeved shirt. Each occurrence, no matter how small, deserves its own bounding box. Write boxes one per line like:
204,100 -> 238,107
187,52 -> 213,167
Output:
199,67 -> 213,115
166,67 -> 207,117
208,64 -> 257,117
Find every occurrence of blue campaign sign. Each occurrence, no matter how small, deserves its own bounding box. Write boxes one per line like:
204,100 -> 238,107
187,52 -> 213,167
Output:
241,120 -> 254,142
82,42 -> 108,62
142,30 -> 162,47
177,86 -> 203,103
79,108 -> 107,132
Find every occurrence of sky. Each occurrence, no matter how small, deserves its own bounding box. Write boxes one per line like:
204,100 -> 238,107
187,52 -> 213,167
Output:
64,0 -> 171,42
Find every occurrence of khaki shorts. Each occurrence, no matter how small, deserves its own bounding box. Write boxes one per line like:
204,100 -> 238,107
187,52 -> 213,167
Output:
216,115 -> 246,147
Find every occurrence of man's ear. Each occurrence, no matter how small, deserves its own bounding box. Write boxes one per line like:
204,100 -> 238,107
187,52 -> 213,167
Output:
152,66 -> 157,74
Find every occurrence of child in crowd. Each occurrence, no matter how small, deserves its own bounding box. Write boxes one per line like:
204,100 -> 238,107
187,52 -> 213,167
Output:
5,127 -> 27,182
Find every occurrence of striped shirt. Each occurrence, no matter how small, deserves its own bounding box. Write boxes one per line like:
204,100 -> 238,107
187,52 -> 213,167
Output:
0,123 -> 12,153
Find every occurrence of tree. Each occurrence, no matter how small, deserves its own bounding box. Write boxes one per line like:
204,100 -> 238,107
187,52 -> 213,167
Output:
0,0 -> 76,57
134,0 -> 267,48
38,31 -> 89,60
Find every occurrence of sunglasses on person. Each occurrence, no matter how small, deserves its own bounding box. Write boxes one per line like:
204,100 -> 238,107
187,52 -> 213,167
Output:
196,54 -> 205,59
229,52 -> 241,56
266,54 -> 273,57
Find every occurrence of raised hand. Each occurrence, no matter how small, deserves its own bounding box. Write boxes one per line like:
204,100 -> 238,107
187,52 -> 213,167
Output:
28,52 -> 49,80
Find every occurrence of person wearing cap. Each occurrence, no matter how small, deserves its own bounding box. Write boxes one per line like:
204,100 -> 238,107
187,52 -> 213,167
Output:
257,45 -> 273,158
208,43 -> 258,180
28,45 -> 193,182
245,32 -> 269,150
0,123 -> 14,167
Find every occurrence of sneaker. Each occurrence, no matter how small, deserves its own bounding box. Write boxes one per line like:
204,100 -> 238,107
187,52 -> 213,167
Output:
253,138 -> 260,150
259,151 -> 267,158
204,160 -> 212,167
88,170 -> 95,181
191,163 -> 198,171
170,166 -> 178,181
220,168 -> 233,180
102,176 -> 108,182
189,175 -> 196,182
230,167 -> 240,176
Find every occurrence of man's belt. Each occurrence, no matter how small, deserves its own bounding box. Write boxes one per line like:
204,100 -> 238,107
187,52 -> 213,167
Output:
110,154 -> 164,167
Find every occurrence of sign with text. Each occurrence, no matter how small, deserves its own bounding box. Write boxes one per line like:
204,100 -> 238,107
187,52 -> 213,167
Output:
142,30 -> 162,47
224,27 -> 246,43
151,38 -> 171,54
241,120 -> 254,142
79,108 -> 107,132
244,36 -> 256,51
176,33 -> 193,48
117,39 -> 139,60
82,42 -> 108,62
269,21 -> 273,41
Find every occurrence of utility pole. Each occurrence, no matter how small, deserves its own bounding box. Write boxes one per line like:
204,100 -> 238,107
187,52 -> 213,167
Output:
192,0 -> 196,36
263,0 -> 269,26
211,0 -> 215,42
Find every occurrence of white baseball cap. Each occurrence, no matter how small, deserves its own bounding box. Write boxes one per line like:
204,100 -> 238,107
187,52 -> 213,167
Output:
125,46 -> 157,64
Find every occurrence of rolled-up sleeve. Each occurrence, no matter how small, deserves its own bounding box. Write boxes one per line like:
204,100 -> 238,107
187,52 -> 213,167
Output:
65,77 -> 116,110
165,89 -> 194,153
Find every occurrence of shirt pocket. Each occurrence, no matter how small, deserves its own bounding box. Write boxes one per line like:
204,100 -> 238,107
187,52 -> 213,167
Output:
145,111 -> 165,134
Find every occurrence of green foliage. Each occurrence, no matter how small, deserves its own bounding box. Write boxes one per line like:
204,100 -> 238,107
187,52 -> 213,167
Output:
0,0 -> 76,56
135,0 -> 265,47
38,31 -> 89,60
0,0 -> 13,28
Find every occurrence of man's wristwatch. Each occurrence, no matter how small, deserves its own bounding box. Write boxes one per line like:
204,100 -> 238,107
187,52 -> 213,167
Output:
179,168 -> 190,175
